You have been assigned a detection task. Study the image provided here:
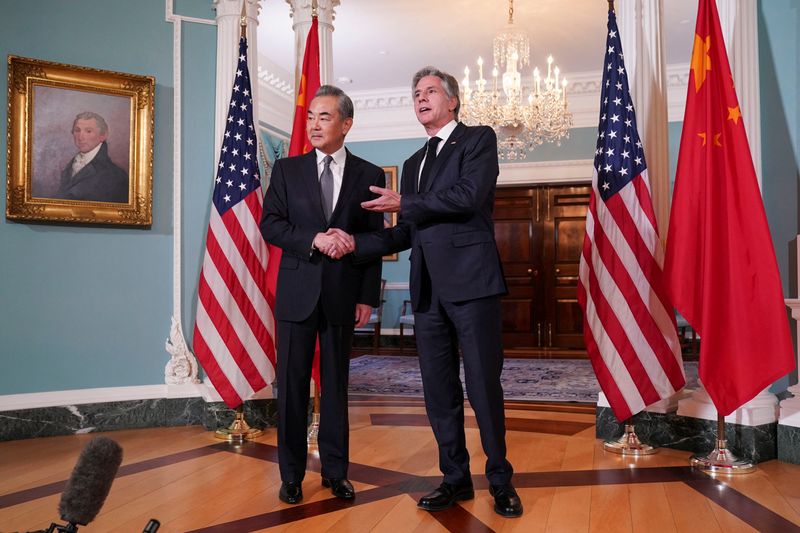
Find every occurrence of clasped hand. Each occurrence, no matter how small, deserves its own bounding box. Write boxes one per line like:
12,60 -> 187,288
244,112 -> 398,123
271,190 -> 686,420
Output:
314,228 -> 355,259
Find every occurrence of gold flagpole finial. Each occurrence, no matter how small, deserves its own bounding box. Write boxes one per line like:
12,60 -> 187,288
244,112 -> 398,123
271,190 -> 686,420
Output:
239,0 -> 247,37
608,0 -> 615,12
312,0 -> 318,18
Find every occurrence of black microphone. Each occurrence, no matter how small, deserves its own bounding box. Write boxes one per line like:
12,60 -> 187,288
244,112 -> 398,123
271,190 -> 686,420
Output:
142,518 -> 160,532
49,436 -> 123,531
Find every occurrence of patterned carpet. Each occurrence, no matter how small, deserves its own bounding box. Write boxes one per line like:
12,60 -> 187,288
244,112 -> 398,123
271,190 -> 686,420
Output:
349,355 -> 699,403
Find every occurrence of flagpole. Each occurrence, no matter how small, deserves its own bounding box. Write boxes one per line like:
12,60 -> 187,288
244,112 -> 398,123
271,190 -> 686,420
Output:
689,414 -> 755,473
592,0 -> 664,456
603,418 -> 657,456
306,0 -> 322,447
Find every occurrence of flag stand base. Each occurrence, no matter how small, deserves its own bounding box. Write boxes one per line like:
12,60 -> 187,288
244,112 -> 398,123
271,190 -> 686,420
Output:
690,440 -> 756,474
307,387 -> 321,446
307,412 -> 320,445
604,423 -> 658,455
690,416 -> 755,474
215,407 -> 262,442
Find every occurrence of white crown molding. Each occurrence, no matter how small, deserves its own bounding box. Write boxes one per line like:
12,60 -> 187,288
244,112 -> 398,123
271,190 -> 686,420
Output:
342,65 -> 691,143
257,69 -> 294,133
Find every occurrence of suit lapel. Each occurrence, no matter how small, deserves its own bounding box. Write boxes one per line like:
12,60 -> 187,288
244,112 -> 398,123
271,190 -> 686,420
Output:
330,149 -> 360,223
422,122 -> 466,193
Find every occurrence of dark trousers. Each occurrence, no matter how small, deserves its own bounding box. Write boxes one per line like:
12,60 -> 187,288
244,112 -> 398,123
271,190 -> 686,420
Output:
414,260 -> 514,486
276,301 -> 353,482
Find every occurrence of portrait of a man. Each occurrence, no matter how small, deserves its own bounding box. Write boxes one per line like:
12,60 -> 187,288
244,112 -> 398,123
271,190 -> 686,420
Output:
56,111 -> 129,203
29,86 -> 131,204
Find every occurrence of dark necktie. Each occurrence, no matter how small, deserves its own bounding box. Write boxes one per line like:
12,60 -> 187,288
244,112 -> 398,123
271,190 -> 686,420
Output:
320,155 -> 334,221
418,136 -> 441,193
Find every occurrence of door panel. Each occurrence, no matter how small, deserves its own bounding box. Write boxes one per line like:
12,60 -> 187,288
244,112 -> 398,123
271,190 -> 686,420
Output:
494,184 -> 590,354
494,191 -> 541,349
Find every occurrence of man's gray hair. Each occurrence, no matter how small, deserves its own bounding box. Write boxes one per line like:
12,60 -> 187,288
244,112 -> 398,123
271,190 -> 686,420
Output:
73,111 -> 109,135
314,85 -> 354,120
412,66 -> 460,120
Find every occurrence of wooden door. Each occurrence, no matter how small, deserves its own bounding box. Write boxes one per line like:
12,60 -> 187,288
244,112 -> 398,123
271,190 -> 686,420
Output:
494,189 -> 543,349
493,183 -> 591,353
541,185 -> 591,349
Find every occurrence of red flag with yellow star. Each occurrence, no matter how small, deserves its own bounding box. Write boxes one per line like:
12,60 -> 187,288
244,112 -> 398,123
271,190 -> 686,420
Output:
288,17 -> 320,157
664,0 -> 794,416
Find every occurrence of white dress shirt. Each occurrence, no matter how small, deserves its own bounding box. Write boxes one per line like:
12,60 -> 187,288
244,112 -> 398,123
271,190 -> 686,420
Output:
71,142 -> 103,177
418,119 -> 458,186
316,145 -> 346,211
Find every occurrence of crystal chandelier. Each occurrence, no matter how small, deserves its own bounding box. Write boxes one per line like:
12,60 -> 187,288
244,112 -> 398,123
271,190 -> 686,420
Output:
460,0 -> 573,160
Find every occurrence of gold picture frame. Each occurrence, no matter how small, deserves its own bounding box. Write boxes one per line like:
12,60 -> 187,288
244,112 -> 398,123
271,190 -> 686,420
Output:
6,56 -> 154,226
381,166 -> 398,261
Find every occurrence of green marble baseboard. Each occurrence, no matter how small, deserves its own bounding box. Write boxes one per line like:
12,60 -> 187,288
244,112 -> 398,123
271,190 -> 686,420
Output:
0,397 -> 279,442
596,407 -> 777,463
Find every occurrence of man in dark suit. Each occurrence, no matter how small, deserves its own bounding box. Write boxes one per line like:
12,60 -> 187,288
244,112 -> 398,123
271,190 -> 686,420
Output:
353,67 -> 522,517
260,85 -> 384,505
56,112 -> 128,203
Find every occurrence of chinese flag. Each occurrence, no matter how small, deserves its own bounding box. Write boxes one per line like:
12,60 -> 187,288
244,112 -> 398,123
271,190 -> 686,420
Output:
664,0 -> 795,416
288,17 -> 320,157
266,17 -> 322,386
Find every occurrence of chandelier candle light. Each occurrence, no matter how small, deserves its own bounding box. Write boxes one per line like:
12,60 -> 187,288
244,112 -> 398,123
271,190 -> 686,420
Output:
461,0 -> 573,160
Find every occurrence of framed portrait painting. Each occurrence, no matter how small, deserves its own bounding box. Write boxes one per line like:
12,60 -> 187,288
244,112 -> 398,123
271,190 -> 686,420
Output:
6,56 -> 154,225
381,166 -> 398,261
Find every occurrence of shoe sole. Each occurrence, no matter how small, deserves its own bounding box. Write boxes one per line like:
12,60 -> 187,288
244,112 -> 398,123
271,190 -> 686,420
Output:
321,478 -> 355,499
279,495 -> 303,504
493,504 -> 523,518
417,491 -> 475,511
488,486 -> 522,517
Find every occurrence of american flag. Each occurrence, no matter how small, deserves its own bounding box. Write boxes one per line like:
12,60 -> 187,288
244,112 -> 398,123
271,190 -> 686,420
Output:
577,11 -> 685,421
193,36 -> 276,409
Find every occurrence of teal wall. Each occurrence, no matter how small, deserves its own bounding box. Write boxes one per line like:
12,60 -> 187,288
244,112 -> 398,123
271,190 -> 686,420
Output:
759,0 -> 799,294
758,0 -> 799,389
0,1 -> 796,396
0,0 -> 216,395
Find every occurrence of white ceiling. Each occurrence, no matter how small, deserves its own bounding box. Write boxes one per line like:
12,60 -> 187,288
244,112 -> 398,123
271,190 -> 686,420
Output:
257,0 -> 699,93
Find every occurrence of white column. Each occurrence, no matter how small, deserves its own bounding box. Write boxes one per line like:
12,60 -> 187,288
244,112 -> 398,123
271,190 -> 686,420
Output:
213,0 -> 262,159
617,0 -> 670,234
163,1 -> 217,386
285,0 -> 339,87
716,0 -> 762,187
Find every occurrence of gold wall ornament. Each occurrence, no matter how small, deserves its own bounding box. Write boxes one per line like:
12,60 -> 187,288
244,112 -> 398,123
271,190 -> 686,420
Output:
6,55 -> 155,226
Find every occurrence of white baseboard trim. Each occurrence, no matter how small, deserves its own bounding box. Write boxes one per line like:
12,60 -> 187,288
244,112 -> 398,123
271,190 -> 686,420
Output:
0,382 -> 277,412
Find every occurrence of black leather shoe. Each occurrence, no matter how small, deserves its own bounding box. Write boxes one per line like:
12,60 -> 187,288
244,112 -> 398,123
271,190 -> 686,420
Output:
417,481 -> 474,511
322,477 -> 355,499
279,481 -> 303,504
489,484 -> 523,517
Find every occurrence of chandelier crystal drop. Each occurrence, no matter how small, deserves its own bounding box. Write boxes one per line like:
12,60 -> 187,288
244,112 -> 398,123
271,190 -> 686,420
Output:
460,0 -> 573,160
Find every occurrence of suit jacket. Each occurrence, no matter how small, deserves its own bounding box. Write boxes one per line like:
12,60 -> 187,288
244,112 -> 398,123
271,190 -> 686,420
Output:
57,142 -> 129,203
261,149 -> 385,325
355,122 -> 507,308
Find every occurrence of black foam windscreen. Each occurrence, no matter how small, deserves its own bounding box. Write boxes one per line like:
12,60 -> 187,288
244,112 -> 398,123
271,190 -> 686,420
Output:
58,436 -> 123,526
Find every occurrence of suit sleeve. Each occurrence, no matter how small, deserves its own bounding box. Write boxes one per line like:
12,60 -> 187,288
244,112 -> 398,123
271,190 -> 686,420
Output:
260,159 -> 317,259
356,166 -> 387,306
401,126 -> 499,224
353,160 -> 414,260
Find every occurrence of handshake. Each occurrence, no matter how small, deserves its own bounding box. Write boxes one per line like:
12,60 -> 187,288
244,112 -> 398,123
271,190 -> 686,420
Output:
313,228 -> 356,259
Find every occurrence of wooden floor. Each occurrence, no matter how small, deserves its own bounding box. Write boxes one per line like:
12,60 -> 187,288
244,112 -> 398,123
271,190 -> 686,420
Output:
2,397 -> 799,532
